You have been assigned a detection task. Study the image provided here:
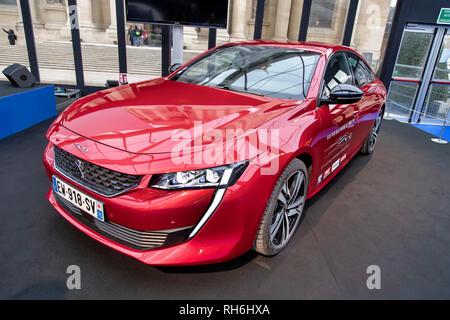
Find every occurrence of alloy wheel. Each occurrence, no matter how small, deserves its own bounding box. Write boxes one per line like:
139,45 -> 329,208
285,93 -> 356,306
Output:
270,170 -> 306,248
369,109 -> 383,152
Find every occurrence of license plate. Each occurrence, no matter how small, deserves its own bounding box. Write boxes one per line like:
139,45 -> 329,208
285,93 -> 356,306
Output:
52,175 -> 105,221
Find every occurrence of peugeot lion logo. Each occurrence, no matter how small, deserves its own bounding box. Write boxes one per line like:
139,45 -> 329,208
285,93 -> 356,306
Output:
75,160 -> 85,179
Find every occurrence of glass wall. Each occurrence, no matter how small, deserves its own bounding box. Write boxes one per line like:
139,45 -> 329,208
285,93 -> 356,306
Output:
386,25 -> 450,126
350,0 -> 397,73
433,32 -> 450,82
386,81 -> 419,122
33,0 -> 76,85
0,0 -> 400,87
421,85 -> 450,123
421,30 -> 450,124
385,26 -> 435,123
393,29 -> 433,79
76,0 -> 119,86
0,0 -> 29,81
126,22 -> 165,82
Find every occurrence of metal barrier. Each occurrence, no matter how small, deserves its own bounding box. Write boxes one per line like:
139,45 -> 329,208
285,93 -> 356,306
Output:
385,100 -> 449,144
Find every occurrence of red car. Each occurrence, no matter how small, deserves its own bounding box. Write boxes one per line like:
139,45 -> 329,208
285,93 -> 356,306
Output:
43,41 -> 386,265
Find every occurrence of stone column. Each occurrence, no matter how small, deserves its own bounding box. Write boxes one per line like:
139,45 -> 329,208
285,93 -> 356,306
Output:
77,0 -> 94,29
14,0 -> 46,42
43,0 -> 71,42
106,0 -> 117,41
287,0 -> 303,40
216,28 -> 231,45
77,0 -> 107,43
15,0 -> 43,30
273,0 -> 292,41
15,0 -> 23,26
230,0 -> 247,41
30,0 -> 44,27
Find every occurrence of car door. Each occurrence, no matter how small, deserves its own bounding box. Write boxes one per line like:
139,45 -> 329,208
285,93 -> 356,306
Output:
316,51 -> 358,185
345,51 -> 380,147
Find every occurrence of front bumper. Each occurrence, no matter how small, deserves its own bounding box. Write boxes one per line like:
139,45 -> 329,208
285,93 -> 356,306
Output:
43,142 -> 279,265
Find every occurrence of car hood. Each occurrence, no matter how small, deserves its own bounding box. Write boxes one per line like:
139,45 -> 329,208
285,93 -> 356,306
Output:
61,78 -> 301,154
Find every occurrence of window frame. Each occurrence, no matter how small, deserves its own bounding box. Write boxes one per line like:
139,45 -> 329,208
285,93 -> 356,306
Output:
318,50 -> 353,101
308,0 -> 337,30
344,50 -> 375,88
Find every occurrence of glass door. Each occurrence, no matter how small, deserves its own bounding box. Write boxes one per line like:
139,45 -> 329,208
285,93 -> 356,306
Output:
386,25 -> 435,122
420,29 -> 450,125
386,25 -> 450,126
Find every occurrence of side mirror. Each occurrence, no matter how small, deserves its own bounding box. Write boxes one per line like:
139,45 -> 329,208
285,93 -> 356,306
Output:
169,63 -> 182,74
320,84 -> 364,106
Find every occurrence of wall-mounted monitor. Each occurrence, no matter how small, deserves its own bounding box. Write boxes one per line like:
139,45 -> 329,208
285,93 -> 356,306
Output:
125,0 -> 229,28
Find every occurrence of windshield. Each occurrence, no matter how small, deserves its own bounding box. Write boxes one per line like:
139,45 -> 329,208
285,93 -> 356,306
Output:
170,45 -> 320,100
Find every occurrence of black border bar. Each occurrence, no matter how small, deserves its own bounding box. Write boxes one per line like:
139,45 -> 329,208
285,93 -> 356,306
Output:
116,0 -> 127,74
342,0 -> 359,46
208,28 -> 217,49
67,0 -> 85,89
161,25 -> 172,77
253,0 -> 265,40
298,0 -> 312,41
19,0 -> 40,82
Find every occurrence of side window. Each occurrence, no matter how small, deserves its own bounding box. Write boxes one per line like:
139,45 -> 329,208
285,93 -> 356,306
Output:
347,52 -> 374,87
322,52 -> 352,97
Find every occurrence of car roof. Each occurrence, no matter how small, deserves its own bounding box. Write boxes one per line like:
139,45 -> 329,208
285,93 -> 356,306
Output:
221,40 -> 357,56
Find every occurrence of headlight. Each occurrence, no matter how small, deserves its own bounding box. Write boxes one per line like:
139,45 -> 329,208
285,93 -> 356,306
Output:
150,161 -> 249,190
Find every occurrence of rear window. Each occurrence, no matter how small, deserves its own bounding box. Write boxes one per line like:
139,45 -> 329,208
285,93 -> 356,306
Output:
347,52 -> 375,87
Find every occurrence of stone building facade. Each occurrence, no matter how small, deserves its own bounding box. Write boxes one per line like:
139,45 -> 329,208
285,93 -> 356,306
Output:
0,0 -> 395,70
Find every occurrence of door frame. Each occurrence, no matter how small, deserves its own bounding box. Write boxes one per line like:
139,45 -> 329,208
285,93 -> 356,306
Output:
390,23 -> 449,123
411,25 -> 448,123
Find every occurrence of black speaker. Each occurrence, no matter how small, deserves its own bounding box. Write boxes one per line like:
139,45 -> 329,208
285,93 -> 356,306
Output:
2,63 -> 35,88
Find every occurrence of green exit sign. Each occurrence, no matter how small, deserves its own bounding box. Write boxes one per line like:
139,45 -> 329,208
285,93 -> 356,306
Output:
437,8 -> 450,24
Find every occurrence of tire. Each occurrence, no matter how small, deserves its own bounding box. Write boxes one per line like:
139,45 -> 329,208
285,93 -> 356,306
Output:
361,107 -> 384,155
253,158 -> 309,256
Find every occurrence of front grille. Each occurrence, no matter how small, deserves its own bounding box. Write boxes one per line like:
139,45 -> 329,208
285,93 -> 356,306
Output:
54,193 -> 171,250
54,146 -> 142,197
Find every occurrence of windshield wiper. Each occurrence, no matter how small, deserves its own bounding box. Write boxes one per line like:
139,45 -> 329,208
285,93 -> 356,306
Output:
213,85 -> 265,97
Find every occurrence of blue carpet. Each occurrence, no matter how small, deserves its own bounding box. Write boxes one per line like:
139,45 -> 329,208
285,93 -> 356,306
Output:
411,123 -> 450,141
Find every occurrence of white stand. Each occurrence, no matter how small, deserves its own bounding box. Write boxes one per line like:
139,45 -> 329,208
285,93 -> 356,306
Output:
431,138 -> 448,144
384,108 -> 394,120
431,119 -> 448,144
172,25 -> 184,65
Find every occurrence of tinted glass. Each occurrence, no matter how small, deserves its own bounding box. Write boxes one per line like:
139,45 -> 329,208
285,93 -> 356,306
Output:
126,0 -> 228,28
171,45 -> 320,100
432,31 -> 450,82
386,81 -> 419,122
322,52 -> 352,97
393,30 -> 433,79
347,52 -> 374,87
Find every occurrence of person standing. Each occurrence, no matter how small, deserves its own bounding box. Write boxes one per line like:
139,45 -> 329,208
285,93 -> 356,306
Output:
134,26 -> 142,47
127,26 -> 134,45
142,29 -> 148,46
141,28 -> 147,47
2,28 -> 17,45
